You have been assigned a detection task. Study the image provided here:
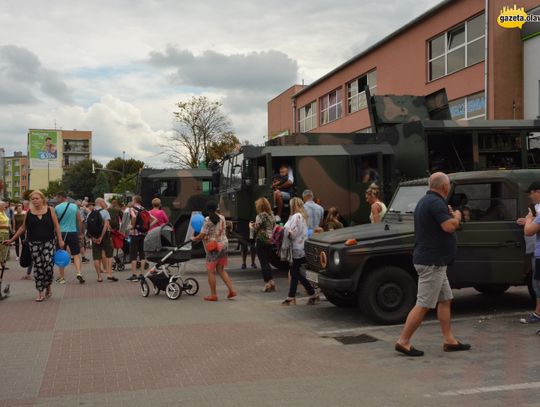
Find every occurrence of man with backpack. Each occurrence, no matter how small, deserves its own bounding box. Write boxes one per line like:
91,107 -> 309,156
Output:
86,198 -> 118,282
127,195 -> 156,281
55,192 -> 85,285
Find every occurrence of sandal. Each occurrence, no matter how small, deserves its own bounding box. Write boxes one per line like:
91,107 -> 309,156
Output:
281,297 -> 296,306
307,294 -> 320,305
204,295 -> 218,302
227,291 -> 237,299
35,296 -> 45,302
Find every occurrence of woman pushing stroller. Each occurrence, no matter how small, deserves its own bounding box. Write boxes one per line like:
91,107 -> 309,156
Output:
192,202 -> 237,302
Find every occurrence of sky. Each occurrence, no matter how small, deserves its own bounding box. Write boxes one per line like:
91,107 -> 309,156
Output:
0,0 -> 441,167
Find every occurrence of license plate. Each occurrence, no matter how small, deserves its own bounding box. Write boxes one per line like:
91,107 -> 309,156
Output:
306,270 -> 319,284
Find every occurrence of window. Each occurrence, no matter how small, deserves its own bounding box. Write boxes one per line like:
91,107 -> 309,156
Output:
298,101 -> 317,132
320,89 -> 342,125
428,13 -> 485,81
230,153 -> 244,191
156,180 -> 177,196
452,182 -> 517,222
21,186 -> 26,192
449,91 -> 486,120
202,180 -> 211,195
348,70 -> 377,113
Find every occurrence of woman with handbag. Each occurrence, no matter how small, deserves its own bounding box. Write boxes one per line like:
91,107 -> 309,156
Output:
192,202 -> 236,301
4,191 -> 64,302
281,197 -> 318,306
250,198 -> 276,292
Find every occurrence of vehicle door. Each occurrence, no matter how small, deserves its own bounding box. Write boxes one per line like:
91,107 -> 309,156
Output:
447,180 -> 524,286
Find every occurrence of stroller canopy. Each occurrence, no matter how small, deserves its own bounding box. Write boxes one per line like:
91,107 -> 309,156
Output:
144,224 -> 175,253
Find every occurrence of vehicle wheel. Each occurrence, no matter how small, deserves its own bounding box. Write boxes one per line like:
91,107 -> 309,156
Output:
184,277 -> 200,296
473,284 -> 510,296
153,285 -> 160,295
117,262 -> 125,271
112,262 -> 117,271
166,282 -> 182,300
323,290 -> 357,308
358,266 -> 416,325
140,281 -> 150,297
268,247 -> 290,270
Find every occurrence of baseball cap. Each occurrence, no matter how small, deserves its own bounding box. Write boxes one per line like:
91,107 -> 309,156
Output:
525,181 -> 540,192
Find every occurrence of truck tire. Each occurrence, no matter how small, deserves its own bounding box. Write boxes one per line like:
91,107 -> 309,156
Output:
473,284 -> 510,296
323,290 -> 357,308
268,247 -> 290,270
358,266 -> 416,325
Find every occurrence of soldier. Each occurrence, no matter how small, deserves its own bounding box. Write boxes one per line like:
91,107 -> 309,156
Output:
395,172 -> 470,357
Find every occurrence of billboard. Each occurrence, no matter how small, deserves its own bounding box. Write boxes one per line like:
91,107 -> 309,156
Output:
28,130 -> 61,169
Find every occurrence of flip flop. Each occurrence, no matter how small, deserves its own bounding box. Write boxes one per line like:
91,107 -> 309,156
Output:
395,343 -> 424,357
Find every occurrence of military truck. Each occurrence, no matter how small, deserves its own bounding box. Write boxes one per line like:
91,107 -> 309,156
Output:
137,168 -> 213,252
305,170 -> 540,324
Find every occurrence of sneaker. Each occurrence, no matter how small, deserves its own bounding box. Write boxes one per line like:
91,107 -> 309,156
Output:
76,274 -> 85,284
251,263 -> 257,269
57,277 -> 66,285
55,276 -> 63,283
520,312 -> 540,324
81,257 -> 90,263
241,263 -> 247,270
127,275 -> 138,281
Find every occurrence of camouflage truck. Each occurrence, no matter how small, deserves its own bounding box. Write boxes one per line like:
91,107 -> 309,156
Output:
305,170 -> 540,324
137,168 -> 213,253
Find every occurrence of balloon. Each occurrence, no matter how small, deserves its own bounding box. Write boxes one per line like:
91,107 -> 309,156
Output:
191,213 -> 205,234
54,249 -> 71,267
307,228 -> 314,238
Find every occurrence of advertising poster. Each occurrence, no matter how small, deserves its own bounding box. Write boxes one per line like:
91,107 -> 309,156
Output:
28,130 -> 61,169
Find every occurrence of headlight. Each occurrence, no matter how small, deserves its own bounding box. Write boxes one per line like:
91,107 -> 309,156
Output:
332,251 -> 341,266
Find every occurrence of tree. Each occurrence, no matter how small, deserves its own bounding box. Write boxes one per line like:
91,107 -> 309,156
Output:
62,159 -> 102,200
92,171 -> 110,199
207,132 -> 241,163
113,174 -> 137,196
105,157 -> 144,190
22,189 -> 33,200
43,180 -> 64,198
163,96 -> 233,168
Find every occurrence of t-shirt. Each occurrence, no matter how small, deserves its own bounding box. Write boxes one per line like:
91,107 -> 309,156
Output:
55,202 -> 79,233
304,200 -> 324,230
413,191 -> 457,266
149,209 -> 169,230
534,214 -> 540,258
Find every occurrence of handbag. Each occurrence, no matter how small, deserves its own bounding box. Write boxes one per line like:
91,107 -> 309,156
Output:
20,240 -> 31,268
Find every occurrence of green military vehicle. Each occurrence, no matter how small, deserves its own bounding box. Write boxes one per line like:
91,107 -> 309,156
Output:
137,168 -> 213,253
305,170 -> 540,324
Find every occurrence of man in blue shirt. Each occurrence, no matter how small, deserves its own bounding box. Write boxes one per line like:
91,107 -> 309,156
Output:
302,190 -> 324,230
395,172 -> 470,357
55,192 -> 85,284
523,181 -> 540,325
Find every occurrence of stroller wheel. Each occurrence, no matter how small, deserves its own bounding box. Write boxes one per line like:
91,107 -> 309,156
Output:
153,285 -> 160,295
140,281 -> 150,297
112,262 -> 117,271
183,278 -> 199,296
117,262 -> 125,271
166,282 -> 182,300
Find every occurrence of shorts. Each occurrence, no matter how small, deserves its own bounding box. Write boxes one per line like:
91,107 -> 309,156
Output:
62,232 -> 80,256
415,264 -> 453,309
280,191 -> 291,201
129,235 -> 146,261
92,232 -> 113,260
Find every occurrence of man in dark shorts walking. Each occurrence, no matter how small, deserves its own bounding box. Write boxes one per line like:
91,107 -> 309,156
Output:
127,196 -> 156,281
395,172 -> 470,357
55,192 -> 85,284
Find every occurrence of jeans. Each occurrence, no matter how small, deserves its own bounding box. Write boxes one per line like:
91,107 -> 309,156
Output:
256,240 -> 273,282
288,257 -> 315,298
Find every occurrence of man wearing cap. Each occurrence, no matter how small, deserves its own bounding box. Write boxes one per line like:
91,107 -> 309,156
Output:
522,181 -> 540,325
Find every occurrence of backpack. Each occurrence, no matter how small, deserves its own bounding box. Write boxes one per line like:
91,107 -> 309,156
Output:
134,207 -> 151,234
271,225 -> 284,250
86,209 -> 104,238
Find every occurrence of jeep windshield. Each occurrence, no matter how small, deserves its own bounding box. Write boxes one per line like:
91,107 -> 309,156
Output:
386,185 -> 429,219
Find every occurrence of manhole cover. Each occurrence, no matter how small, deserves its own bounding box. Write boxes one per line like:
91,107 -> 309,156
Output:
333,334 -> 378,345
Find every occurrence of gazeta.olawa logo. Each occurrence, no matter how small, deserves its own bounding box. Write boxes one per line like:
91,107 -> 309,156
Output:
498,4 -> 540,29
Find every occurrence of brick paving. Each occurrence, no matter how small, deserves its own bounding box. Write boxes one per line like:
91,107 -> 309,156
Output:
0,252 -> 539,406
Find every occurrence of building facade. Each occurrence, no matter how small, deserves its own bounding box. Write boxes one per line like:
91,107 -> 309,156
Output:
28,129 -> 92,191
523,5 -> 540,120
268,0 -> 540,138
3,152 -> 29,200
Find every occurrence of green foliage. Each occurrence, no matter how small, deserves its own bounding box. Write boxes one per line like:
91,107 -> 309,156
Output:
105,157 -> 144,189
43,180 -> 64,198
113,174 -> 137,195
62,159 -> 102,200
207,132 -> 241,163
92,171 -> 110,199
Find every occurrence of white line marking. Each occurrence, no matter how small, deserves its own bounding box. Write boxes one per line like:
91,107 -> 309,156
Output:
426,382 -> 540,397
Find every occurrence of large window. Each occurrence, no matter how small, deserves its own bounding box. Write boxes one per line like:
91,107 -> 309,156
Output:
449,91 -> 486,120
320,89 -> 343,125
348,70 -> 377,113
428,13 -> 485,81
299,101 -> 317,132
452,182 -> 517,222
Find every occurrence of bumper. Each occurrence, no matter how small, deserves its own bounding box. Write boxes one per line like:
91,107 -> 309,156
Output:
312,272 -> 355,291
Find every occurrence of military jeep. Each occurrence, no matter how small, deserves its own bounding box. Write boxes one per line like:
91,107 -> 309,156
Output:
305,169 -> 539,324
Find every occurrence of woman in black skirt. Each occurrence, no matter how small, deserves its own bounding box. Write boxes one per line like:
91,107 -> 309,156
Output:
4,190 -> 64,301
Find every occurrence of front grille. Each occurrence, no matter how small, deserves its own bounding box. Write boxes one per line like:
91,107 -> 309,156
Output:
305,241 -> 328,272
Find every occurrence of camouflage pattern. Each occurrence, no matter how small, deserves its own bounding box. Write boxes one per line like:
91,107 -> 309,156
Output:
306,169 -> 540,323
137,168 -> 213,242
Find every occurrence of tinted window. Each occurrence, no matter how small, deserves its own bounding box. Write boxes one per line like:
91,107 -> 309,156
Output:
452,182 -> 517,222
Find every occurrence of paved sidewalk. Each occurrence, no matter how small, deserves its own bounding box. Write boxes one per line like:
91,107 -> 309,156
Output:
0,254 -> 539,406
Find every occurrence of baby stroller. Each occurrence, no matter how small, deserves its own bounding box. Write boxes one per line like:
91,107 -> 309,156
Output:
0,262 -> 10,301
140,224 -> 199,300
110,230 -> 126,271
